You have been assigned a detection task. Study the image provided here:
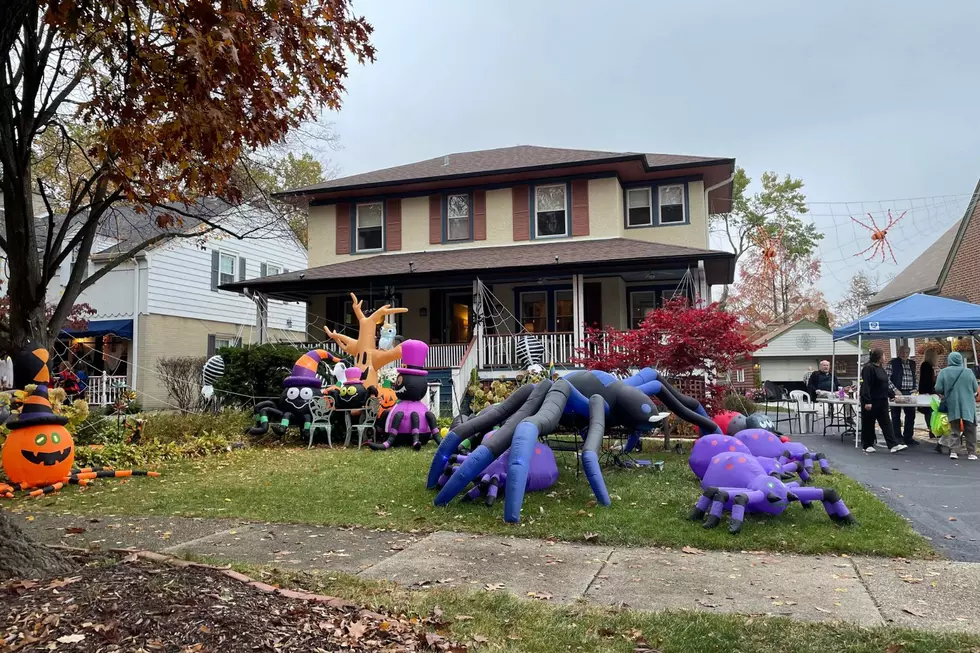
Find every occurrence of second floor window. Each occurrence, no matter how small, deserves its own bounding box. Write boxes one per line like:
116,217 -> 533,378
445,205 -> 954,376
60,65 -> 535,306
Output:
447,194 -> 470,241
263,263 -> 281,277
356,202 -> 383,252
627,188 -> 653,227
735,368 -> 745,383
659,185 -> 685,224
535,184 -> 566,237
218,252 -> 236,286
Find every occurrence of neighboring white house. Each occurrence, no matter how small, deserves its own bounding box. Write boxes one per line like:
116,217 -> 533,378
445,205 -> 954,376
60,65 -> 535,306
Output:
45,201 -> 308,409
749,319 -> 862,388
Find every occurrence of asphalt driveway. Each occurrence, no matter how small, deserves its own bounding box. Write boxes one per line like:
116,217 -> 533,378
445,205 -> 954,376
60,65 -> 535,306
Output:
795,428 -> 980,561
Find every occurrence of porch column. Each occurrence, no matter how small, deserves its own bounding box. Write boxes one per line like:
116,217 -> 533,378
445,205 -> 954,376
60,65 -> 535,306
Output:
572,273 -> 585,367
246,289 -> 269,345
696,260 -> 709,306
472,278 -> 485,370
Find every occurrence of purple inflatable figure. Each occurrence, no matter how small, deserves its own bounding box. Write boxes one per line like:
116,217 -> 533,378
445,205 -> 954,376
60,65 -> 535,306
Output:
690,452 -> 856,534
383,340 -> 439,450
437,436 -> 559,506
737,429 -> 831,480
689,434 -> 801,481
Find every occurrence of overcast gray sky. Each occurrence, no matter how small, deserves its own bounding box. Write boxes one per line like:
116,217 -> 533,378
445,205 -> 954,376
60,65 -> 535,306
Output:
321,0 -> 980,303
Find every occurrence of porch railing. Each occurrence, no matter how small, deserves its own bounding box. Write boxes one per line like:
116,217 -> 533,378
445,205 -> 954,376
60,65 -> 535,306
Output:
450,338 -> 479,417
296,341 -> 467,369
297,332 -> 578,372
87,373 -> 129,406
483,332 -> 577,369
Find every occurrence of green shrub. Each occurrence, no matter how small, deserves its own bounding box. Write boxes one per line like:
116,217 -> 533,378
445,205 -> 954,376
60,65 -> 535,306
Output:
141,409 -> 251,443
722,393 -> 757,415
213,343 -> 307,406
73,432 -> 236,468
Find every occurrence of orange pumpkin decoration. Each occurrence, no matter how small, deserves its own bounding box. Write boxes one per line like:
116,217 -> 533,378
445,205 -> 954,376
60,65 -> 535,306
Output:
378,385 -> 397,410
1,385 -> 74,488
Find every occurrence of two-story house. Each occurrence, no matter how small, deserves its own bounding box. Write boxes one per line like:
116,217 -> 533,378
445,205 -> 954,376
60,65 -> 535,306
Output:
221,145 -> 738,409
47,201 -> 308,408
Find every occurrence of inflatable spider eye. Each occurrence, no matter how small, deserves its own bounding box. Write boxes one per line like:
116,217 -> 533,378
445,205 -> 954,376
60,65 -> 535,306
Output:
395,375 -> 404,387
345,386 -> 357,397
286,387 -> 300,400
299,387 -> 314,401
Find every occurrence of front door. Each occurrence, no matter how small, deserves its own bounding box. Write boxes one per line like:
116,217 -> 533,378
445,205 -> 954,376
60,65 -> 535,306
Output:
445,292 -> 472,343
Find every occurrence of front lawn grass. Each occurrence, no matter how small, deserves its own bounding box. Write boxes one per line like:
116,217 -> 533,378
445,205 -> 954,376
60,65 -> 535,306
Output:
22,446 -> 933,557
246,567 -> 977,653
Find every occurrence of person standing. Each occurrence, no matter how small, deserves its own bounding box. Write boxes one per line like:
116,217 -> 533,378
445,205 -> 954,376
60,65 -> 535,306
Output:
889,345 -> 918,446
935,351 -> 979,460
861,349 -> 905,453
918,348 -> 937,439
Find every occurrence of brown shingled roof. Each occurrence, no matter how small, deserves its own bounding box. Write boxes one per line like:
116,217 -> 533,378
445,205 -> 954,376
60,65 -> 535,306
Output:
281,145 -> 731,196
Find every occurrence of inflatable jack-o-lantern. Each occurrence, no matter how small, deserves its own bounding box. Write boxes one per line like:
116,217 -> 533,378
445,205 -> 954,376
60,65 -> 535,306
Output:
377,382 -> 397,411
1,385 -> 74,488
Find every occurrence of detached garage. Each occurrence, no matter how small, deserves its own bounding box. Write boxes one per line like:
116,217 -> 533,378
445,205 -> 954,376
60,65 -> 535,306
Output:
753,319 -> 862,388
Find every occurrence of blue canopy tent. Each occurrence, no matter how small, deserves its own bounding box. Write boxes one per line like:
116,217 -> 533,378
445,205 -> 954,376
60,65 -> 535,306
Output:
831,294 -> 980,447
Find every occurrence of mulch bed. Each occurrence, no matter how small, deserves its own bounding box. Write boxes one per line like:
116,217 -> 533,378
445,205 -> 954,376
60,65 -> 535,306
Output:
1,549 -> 466,652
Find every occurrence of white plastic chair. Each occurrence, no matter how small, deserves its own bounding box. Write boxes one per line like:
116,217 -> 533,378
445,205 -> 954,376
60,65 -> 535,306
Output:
789,390 -> 818,433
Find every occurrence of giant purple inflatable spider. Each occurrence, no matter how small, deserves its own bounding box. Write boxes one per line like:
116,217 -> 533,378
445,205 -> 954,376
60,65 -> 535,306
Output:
688,434 -> 802,481
737,429 -> 831,480
690,451 -> 856,534
436,438 -> 559,506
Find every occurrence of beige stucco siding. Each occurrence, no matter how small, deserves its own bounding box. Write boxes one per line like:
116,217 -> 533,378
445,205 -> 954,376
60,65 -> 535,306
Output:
398,196 -> 431,252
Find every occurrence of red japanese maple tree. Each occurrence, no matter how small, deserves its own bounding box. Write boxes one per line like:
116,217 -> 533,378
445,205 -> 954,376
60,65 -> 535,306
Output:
576,297 -> 760,410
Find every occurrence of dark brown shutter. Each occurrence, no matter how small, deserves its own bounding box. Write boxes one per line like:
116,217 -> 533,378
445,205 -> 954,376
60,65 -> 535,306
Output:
429,195 -> 442,244
571,179 -> 590,236
386,198 -> 402,251
335,203 -> 351,254
512,186 -> 530,241
473,191 -> 487,241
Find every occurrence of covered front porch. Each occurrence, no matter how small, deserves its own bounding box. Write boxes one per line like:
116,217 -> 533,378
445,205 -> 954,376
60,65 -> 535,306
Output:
222,238 -> 736,412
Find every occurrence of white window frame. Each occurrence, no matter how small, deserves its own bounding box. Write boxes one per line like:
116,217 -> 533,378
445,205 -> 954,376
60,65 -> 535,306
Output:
626,187 -> 653,227
218,252 -> 237,286
658,184 -> 686,225
264,262 -> 282,277
533,183 -> 568,238
629,290 -> 658,329
735,368 -> 745,383
214,336 -> 236,350
519,291 -> 548,333
355,201 -> 384,253
446,193 -> 470,242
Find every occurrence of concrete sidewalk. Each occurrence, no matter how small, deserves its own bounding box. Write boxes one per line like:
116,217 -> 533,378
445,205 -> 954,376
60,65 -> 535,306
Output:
18,511 -> 980,634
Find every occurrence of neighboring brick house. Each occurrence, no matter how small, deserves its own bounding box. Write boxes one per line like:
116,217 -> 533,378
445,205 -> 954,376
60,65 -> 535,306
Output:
866,179 -> 980,366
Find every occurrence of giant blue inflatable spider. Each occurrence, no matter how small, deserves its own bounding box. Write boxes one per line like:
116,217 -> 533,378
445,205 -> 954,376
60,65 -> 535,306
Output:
427,367 -> 720,523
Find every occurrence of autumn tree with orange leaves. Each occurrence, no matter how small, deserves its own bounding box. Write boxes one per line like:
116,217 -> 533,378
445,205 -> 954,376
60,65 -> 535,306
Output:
0,0 -> 373,579
0,0 -> 373,352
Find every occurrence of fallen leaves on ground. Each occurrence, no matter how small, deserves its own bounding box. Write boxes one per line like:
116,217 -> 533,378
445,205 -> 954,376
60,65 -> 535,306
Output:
0,552 -> 466,652
681,546 -> 704,555
527,591 -> 553,601
483,583 -> 505,592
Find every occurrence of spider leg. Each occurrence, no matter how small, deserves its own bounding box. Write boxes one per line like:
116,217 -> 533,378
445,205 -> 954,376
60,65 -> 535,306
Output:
883,237 -> 898,264
850,215 -> 876,232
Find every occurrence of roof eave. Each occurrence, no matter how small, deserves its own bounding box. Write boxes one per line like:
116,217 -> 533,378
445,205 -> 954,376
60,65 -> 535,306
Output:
867,285 -> 940,311
219,249 -> 736,297
274,155 -> 737,201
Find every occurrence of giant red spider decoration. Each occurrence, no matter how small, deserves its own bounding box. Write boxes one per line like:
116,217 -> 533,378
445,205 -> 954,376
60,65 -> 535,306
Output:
850,210 -> 906,263
751,226 -> 784,278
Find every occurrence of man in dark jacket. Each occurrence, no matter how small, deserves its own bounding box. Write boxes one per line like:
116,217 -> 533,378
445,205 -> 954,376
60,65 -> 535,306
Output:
807,360 -> 842,398
889,345 -> 918,446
